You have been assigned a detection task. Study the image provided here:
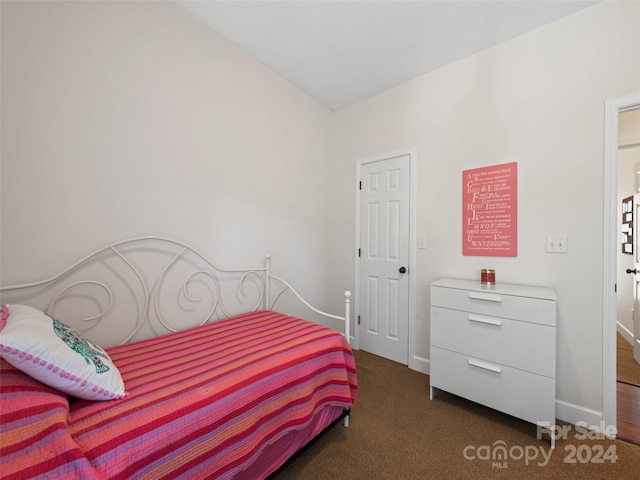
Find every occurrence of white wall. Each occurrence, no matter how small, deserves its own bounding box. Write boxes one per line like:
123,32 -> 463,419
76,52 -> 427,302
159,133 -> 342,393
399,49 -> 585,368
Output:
0,1 -> 334,309
330,0 -> 640,424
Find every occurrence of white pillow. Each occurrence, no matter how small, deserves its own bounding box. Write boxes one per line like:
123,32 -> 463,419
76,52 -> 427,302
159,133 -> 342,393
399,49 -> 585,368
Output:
0,304 -> 126,400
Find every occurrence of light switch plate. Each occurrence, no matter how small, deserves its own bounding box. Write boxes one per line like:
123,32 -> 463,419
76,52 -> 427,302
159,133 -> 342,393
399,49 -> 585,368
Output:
546,235 -> 568,253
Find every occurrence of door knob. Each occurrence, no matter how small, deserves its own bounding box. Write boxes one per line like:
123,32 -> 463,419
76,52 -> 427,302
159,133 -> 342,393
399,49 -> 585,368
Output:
627,268 -> 638,274
399,266 -> 407,274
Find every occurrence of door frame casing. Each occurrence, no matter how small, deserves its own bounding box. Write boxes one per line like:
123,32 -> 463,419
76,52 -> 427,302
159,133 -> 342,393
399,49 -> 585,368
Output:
634,192 -> 640,365
354,146 -> 417,369
603,92 -> 640,434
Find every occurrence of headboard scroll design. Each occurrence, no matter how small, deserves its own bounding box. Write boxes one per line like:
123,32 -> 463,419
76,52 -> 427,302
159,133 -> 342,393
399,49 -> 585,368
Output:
0,237 -> 268,346
0,237 -> 351,347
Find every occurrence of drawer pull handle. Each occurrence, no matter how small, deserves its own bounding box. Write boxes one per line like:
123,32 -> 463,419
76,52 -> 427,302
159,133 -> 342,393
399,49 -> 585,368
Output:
468,292 -> 502,303
468,358 -> 502,374
468,314 -> 502,326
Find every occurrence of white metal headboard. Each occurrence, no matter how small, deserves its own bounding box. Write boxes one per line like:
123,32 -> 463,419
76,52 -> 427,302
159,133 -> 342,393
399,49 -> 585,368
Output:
0,236 -> 350,346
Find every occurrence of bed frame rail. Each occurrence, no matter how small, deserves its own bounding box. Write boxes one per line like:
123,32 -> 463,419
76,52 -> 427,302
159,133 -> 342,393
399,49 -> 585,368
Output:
265,255 -> 351,348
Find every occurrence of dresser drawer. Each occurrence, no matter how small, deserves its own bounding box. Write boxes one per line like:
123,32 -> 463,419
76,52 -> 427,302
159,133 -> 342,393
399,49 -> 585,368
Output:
430,306 -> 555,377
431,284 -> 556,326
430,346 -> 556,426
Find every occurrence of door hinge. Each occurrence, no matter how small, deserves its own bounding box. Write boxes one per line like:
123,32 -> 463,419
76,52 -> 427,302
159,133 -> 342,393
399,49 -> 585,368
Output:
358,315 -> 361,325
358,248 -> 361,257
359,181 -> 362,190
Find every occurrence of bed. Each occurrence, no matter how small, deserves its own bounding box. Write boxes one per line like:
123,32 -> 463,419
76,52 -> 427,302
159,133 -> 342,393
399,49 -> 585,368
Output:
0,237 -> 358,479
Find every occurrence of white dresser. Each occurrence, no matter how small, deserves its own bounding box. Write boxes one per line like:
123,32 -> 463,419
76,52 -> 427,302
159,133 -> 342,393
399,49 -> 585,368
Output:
430,278 -> 557,443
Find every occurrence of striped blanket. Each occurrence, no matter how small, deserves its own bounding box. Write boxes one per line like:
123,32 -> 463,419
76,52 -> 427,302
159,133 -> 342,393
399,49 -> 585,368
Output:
0,310 -> 358,479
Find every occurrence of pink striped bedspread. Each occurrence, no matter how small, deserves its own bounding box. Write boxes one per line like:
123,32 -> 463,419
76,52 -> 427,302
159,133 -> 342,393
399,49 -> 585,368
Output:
0,310 -> 358,479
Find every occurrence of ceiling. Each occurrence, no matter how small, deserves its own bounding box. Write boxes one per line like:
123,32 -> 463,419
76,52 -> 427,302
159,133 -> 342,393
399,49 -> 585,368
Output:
177,0 -> 601,110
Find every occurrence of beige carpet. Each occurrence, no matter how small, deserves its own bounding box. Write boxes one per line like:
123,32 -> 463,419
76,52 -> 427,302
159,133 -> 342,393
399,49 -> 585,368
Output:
273,349 -> 640,479
617,332 -> 640,385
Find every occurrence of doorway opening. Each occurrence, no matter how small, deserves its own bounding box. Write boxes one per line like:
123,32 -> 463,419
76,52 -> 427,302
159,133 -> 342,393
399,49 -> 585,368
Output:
615,107 -> 640,445
604,93 -> 640,444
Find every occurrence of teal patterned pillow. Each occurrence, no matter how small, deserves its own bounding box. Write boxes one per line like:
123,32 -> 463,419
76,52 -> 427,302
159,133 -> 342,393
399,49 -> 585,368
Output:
0,304 -> 126,400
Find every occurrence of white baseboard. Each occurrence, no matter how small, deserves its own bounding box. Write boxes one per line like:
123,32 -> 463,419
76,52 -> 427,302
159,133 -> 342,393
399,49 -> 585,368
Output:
617,321 -> 633,345
555,399 -> 616,435
410,355 -> 429,375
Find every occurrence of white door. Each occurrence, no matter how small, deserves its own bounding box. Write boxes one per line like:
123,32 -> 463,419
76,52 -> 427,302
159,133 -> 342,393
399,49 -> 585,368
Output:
358,154 -> 410,364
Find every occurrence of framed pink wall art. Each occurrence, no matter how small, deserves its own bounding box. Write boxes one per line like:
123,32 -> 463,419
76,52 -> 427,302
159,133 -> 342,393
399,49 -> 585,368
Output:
463,162 -> 517,257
